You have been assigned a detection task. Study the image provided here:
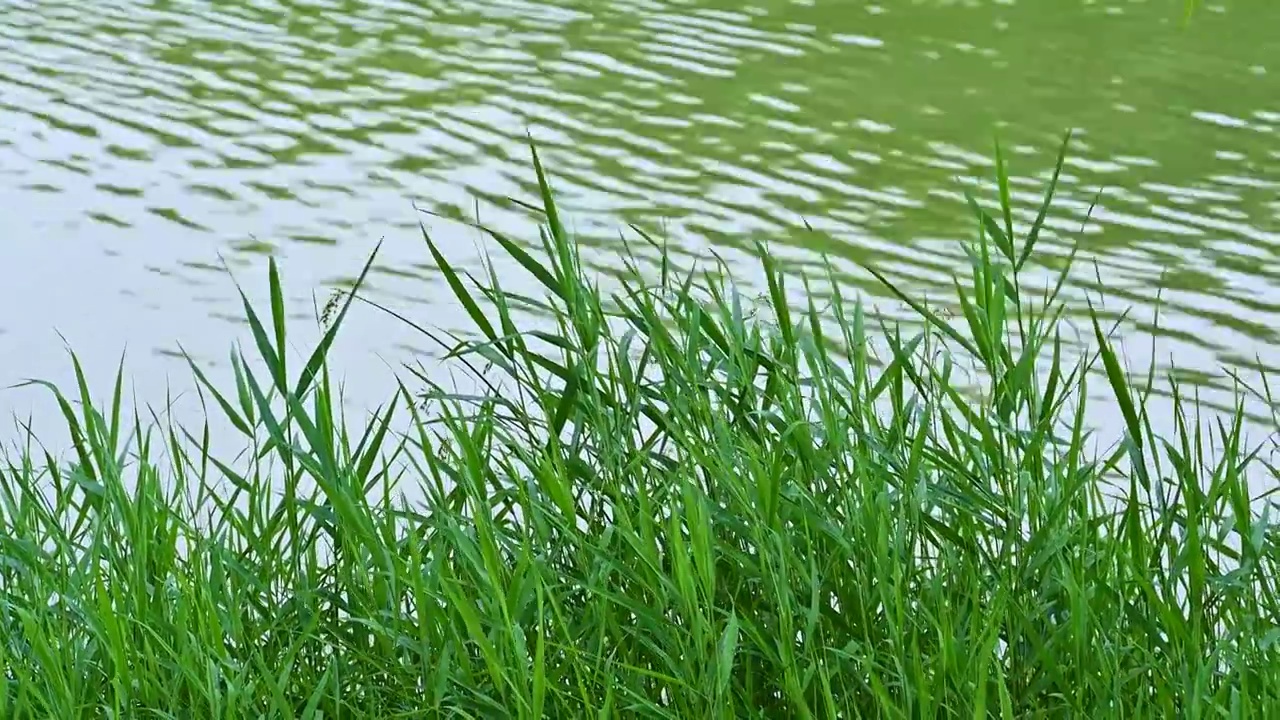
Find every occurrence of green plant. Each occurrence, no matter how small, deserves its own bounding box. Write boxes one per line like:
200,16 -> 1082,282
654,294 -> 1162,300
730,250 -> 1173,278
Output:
2,135 -> 1278,717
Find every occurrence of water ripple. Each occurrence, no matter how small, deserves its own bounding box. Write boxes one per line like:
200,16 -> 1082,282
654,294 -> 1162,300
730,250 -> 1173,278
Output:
2,0 -> 1279,423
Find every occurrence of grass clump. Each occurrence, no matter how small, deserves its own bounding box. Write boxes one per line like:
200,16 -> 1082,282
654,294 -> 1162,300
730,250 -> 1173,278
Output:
3,137 -> 1280,718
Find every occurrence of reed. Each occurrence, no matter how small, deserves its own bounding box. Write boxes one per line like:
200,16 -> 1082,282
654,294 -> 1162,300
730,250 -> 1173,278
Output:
2,136 -> 1278,717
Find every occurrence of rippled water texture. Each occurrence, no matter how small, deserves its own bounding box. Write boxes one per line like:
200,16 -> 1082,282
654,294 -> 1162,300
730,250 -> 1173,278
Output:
2,0 -> 1279,423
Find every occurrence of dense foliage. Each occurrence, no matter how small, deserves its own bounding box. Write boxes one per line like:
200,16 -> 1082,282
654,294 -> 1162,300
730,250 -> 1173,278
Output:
3,140 -> 1278,717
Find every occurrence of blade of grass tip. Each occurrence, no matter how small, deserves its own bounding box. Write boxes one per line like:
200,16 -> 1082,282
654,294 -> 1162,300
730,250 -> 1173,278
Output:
14,379 -> 96,483
1037,329 -> 1064,426
421,222 -> 499,342
179,346 -> 252,438
269,256 -> 287,386
1088,302 -> 1142,451
529,140 -> 578,304
66,347 -> 100,450
536,224 -> 561,286
964,189 -> 1015,264
756,240 -> 795,355
995,137 -> 1015,253
954,277 -> 994,367
295,240 -> 383,400
231,349 -> 257,427
503,194 -> 548,217
109,352 -> 125,455
414,205 -> 567,304
354,294 -> 503,400
237,282 -> 286,394
529,139 -> 566,244
1141,275 -> 1167,409
1016,130 -> 1072,272
860,261 -> 981,359
485,227 -> 566,302
803,275 -> 828,369
354,396 -> 400,491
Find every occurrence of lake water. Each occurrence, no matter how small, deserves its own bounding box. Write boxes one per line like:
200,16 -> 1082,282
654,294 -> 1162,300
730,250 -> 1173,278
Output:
2,0 -> 1279,438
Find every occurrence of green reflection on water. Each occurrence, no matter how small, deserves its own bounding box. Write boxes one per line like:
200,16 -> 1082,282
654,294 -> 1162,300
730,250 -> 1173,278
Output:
1,0 -> 1278,409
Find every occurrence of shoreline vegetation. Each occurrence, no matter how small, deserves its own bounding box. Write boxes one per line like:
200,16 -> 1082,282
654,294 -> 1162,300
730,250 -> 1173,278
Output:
4,138 -> 1280,717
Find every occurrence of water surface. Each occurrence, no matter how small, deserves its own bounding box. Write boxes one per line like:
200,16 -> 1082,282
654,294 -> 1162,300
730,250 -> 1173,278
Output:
2,0 -> 1279,433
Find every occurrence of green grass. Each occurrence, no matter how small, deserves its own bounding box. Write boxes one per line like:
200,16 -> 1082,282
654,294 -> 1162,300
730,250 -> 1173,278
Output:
3,136 -> 1280,718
